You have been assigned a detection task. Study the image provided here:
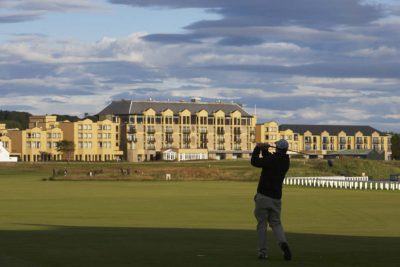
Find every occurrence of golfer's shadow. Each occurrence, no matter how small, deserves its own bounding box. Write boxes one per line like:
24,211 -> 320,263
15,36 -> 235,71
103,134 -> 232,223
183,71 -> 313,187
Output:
0,225 -> 398,267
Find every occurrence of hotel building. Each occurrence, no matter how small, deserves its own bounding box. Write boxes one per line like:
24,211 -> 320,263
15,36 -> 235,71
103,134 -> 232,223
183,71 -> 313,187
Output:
7,116 -> 123,162
0,123 -> 12,152
8,116 -> 63,161
59,118 -> 123,161
256,121 -> 392,160
98,99 -> 257,162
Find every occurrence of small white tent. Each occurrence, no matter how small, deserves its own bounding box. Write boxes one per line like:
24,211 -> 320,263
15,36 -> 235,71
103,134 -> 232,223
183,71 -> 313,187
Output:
0,141 -> 17,162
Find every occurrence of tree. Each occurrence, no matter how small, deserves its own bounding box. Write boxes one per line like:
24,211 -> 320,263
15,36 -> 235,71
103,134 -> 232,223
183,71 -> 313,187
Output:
56,140 -> 75,162
391,133 -> 400,160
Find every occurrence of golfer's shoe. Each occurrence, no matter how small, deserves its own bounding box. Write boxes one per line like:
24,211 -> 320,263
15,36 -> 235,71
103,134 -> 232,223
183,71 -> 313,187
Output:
280,242 -> 292,261
257,250 -> 268,260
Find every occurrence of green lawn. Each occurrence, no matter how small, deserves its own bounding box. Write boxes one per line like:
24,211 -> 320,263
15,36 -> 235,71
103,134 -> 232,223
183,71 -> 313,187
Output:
0,167 -> 399,266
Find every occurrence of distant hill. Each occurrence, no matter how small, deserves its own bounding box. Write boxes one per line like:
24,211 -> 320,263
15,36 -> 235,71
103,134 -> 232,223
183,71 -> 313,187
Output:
0,110 -> 97,130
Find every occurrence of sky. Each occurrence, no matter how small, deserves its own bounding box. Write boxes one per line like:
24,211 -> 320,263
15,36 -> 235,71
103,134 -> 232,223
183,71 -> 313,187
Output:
0,0 -> 400,132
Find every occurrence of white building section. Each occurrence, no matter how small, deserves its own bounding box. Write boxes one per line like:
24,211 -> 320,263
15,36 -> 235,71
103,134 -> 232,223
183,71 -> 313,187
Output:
0,141 -> 17,162
163,149 -> 177,161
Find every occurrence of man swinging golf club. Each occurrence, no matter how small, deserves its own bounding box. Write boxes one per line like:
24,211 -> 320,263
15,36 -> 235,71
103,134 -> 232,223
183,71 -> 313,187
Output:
251,139 -> 292,261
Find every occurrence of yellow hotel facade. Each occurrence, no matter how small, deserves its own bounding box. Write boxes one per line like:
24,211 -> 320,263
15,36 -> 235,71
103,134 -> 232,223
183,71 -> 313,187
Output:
7,116 -> 123,162
98,99 -> 257,162
59,118 -> 123,161
0,123 -> 12,152
8,116 -> 64,161
256,121 -> 392,160
0,100 -> 392,162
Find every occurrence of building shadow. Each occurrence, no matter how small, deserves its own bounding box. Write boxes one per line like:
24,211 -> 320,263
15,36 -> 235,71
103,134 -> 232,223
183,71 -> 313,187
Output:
0,225 -> 398,267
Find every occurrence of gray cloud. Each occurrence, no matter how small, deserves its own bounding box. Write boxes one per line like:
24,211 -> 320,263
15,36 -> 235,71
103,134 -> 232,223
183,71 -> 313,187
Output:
0,0 -> 105,24
41,98 -> 66,104
0,105 -> 36,111
111,0 -> 383,28
205,62 -> 400,79
142,34 -> 204,44
0,13 -> 42,23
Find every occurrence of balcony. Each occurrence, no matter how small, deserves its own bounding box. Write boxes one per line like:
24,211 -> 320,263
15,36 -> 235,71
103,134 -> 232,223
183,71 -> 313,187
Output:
147,127 -> 155,134
217,128 -> 225,135
127,135 -> 137,142
163,144 -> 173,149
199,127 -> 207,133
182,128 -> 191,134
216,145 -> 225,150
183,138 -> 191,144
166,138 -> 173,143
127,127 -> 137,134
164,127 -> 173,133
234,136 -> 241,143
233,145 -> 241,151
146,144 -> 155,150
217,138 -> 225,143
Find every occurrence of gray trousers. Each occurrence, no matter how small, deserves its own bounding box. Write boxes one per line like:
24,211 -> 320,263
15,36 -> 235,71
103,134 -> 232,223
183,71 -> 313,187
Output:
254,193 -> 287,252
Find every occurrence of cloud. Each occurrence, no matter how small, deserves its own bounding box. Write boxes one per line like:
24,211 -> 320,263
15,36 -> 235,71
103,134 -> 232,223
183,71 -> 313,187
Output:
350,46 -> 399,58
0,0 -> 105,24
142,33 -> 204,44
110,0 -> 383,28
0,0 -> 399,131
205,62 -> 400,79
0,12 -> 42,23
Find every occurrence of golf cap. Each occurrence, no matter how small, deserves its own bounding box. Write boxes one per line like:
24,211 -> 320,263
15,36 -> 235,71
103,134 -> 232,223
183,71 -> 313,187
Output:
275,139 -> 289,150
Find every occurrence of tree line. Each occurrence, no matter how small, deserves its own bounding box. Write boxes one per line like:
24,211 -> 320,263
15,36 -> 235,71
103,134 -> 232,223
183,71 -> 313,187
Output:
0,110 -> 92,129
390,133 -> 400,160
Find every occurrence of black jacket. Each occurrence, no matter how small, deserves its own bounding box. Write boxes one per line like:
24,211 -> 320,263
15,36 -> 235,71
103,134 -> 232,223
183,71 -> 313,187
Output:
251,146 -> 290,199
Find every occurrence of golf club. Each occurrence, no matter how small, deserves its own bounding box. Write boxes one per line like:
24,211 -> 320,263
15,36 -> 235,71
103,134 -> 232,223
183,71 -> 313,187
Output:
258,143 -> 334,167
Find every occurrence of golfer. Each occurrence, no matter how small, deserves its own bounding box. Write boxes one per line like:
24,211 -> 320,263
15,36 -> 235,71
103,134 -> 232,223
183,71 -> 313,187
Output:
251,139 -> 292,261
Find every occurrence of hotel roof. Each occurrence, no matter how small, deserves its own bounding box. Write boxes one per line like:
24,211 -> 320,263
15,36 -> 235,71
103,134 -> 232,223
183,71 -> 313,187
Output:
98,100 -> 253,117
278,124 -> 386,135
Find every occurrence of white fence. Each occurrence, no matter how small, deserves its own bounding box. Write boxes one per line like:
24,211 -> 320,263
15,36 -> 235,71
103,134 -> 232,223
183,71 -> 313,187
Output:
284,176 -> 400,191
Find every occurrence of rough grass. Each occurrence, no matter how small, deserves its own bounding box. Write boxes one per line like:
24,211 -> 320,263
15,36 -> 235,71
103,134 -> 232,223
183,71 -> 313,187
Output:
1,158 -> 399,181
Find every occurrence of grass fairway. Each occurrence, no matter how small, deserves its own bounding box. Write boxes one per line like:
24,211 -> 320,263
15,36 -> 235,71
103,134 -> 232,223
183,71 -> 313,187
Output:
0,171 -> 399,266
